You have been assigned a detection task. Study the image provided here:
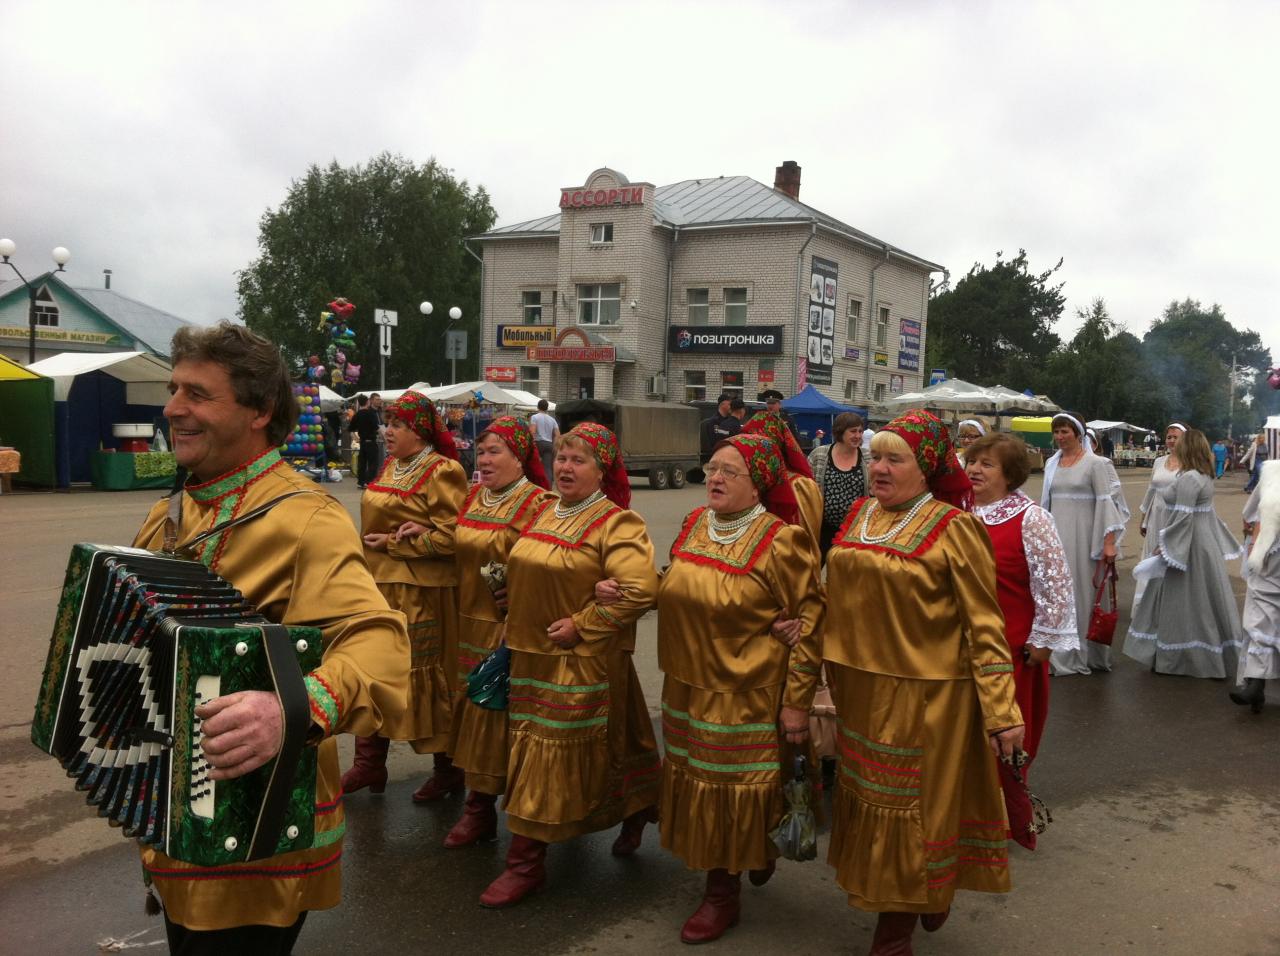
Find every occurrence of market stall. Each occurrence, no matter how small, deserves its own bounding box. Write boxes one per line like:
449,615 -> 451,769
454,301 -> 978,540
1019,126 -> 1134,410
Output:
0,353 -> 55,488
781,385 -> 864,447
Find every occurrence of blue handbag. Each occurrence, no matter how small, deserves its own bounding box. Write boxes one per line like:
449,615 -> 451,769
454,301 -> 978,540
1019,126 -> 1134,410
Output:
466,643 -> 510,711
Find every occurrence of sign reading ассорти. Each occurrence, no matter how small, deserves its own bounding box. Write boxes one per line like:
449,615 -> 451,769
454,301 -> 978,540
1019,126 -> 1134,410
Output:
560,186 -> 646,208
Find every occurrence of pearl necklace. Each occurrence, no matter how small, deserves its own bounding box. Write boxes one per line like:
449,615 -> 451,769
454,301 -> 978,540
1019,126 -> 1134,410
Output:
392,446 -> 432,480
707,504 -> 766,545
481,476 -> 529,508
858,493 -> 934,544
555,489 -> 605,519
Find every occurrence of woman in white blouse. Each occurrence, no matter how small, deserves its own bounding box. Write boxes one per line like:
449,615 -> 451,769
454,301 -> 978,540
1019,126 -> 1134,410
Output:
1133,423 -> 1184,604
966,432 -> 1076,839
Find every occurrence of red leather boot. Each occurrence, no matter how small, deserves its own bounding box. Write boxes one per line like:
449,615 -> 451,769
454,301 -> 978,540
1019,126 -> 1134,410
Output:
611,805 -> 659,856
478,835 -> 547,908
680,869 -> 741,944
412,751 -> 465,803
920,907 -> 950,932
340,735 -> 389,795
443,791 -> 499,848
869,912 -> 918,955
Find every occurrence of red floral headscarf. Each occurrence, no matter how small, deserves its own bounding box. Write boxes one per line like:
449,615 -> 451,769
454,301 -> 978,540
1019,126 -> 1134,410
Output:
565,422 -> 630,508
716,434 -> 800,525
880,408 -> 973,511
386,391 -> 459,462
481,415 -> 550,488
743,412 -> 813,478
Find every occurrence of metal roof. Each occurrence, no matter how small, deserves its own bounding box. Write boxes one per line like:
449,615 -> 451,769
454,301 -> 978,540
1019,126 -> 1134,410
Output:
0,275 -> 193,356
474,175 -> 942,271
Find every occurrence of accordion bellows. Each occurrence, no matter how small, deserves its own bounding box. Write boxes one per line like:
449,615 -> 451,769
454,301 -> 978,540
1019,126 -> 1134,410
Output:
32,544 -> 322,867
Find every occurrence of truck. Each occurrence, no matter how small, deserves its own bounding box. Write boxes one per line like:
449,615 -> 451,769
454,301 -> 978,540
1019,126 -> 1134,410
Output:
555,398 -> 701,490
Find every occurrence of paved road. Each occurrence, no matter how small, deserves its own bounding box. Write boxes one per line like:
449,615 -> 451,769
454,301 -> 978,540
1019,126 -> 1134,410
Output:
1,469 -> 1277,954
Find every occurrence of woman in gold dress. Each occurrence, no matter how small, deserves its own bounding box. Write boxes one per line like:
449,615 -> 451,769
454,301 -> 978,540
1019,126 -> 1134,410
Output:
742,411 -> 822,547
479,422 -> 661,908
341,391 -> 469,800
823,409 -> 1024,955
656,433 -> 824,943
437,415 -> 553,848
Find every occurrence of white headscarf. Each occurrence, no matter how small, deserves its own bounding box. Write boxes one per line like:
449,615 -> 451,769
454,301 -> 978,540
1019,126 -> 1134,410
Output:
1041,414 -> 1091,509
958,419 -> 987,437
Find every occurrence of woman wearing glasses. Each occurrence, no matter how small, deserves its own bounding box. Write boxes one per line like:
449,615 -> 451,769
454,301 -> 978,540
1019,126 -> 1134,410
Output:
808,411 -> 869,559
479,423 -> 661,908
823,410 -> 1023,955
743,411 -> 822,550
651,434 -> 823,943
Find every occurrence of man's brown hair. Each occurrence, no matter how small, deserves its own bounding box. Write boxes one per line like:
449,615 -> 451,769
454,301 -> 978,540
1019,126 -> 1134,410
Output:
170,321 -> 298,445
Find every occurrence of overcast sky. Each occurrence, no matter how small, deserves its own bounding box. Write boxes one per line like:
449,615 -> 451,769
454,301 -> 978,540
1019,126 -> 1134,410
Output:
3,0 -> 1276,363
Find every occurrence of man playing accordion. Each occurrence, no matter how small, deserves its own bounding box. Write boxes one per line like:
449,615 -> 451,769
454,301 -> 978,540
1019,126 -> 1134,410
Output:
131,322 -> 410,954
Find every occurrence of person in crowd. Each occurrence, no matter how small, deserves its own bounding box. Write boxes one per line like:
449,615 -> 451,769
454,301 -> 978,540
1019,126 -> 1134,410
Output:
1243,433 -> 1269,492
1041,412 -> 1126,675
342,392 -> 470,801
1212,437 -> 1228,478
479,423 -> 661,908
529,399 -> 559,489
761,388 -> 798,436
351,394 -> 382,488
966,432 -> 1077,841
808,411 -> 868,558
954,418 -> 986,466
433,415 -> 553,848
743,411 -> 822,548
648,433 -> 823,943
371,392 -> 387,473
1233,458 -> 1280,712
822,409 -> 1023,954
711,394 -> 742,440
1134,423 -> 1185,605
1124,429 -> 1244,677
132,322 -> 409,953
729,397 -> 748,425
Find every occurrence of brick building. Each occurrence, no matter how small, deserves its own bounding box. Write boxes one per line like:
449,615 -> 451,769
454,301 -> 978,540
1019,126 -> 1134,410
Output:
473,163 -> 943,407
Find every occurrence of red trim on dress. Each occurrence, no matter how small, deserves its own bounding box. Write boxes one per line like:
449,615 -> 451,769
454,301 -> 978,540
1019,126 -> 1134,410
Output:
456,483 -> 544,530
366,457 -> 445,498
146,848 -> 342,881
668,506 -> 784,576
830,497 -> 962,560
522,504 -> 620,549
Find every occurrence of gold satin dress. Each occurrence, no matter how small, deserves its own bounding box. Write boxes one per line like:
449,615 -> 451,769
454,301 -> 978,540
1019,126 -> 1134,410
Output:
132,447 -> 410,930
657,508 -> 824,873
362,450 -> 468,752
790,472 -> 823,552
502,495 -> 661,843
450,480 -> 553,794
824,494 -> 1022,914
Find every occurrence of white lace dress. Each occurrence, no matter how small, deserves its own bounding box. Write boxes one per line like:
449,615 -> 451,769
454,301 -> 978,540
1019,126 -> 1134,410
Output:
1123,470 -> 1244,677
1043,454 -> 1128,675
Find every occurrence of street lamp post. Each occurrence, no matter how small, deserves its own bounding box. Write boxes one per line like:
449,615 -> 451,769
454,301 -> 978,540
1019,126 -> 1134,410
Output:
420,301 -> 464,384
0,239 -> 71,364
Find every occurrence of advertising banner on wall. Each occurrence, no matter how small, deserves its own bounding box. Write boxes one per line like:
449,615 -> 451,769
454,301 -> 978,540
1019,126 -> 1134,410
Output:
484,366 -> 518,383
806,256 -> 837,386
898,319 -> 921,371
890,373 -> 904,394
668,325 -> 784,354
496,325 -> 557,349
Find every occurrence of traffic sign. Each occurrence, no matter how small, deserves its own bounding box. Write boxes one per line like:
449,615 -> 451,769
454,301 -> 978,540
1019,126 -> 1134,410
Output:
374,309 -> 398,327
446,330 -> 467,360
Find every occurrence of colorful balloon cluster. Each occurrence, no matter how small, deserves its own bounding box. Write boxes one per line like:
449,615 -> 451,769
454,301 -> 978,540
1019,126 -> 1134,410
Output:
282,384 -> 326,457
303,297 -> 362,391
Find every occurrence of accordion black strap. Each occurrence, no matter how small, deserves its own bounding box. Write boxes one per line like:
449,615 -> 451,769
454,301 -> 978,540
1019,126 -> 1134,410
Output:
247,623 -> 312,861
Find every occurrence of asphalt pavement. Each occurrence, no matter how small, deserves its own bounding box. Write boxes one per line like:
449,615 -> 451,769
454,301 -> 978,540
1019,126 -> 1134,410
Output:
1,467 -> 1276,955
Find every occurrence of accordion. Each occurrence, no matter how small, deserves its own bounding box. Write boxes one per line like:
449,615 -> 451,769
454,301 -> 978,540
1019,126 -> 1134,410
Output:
32,544 -> 322,867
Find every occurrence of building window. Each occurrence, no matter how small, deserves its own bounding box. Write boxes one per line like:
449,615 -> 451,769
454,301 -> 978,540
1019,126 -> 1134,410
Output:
34,286 -> 58,327
876,306 -> 890,347
724,288 -> 748,326
873,382 -> 886,402
684,370 -> 706,403
589,223 -> 614,244
721,370 -> 744,400
520,366 -> 540,395
521,291 -> 543,324
847,298 -> 861,341
757,358 -> 775,394
687,288 -> 709,326
577,283 -> 620,325
844,379 -> 859,400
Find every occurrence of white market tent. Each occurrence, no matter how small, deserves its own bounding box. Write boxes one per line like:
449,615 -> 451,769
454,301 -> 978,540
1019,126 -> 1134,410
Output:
26,350 -> 172,403
886,379 -> 1060,415
315,385 -> 346,412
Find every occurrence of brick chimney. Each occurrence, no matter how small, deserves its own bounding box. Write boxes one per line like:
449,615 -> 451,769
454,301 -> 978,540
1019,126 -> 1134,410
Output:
773,160 -> 801,200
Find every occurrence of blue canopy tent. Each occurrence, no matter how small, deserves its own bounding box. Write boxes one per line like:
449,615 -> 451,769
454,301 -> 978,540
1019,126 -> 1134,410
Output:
781,385 -> 864,446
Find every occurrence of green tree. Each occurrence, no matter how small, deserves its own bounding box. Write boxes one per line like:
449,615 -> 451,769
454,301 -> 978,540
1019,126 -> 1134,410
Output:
237,153 -> 496,388
925,250 -> 1064,387
1142,299 -> 1270,436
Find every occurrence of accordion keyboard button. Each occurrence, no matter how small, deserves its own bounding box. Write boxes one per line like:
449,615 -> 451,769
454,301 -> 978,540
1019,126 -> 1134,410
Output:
296,639 -> 309,653
224,836 -> 238,852
235,641 -> 249,656
287,825 -> 300,839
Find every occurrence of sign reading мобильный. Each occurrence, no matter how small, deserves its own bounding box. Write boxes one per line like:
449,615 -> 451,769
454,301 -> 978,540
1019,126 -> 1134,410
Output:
496,325 -> 557,349
668,325 -> 784,354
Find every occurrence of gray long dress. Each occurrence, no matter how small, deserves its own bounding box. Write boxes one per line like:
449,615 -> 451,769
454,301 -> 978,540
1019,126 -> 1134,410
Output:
1123,470 -> 1244,677
1045,454 -> 1128,675
1239,483 -> 1280,681
1134,456 -> 1178,605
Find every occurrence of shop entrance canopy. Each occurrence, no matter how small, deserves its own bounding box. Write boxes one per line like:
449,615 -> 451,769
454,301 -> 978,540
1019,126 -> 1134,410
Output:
27,350 -> 173,404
